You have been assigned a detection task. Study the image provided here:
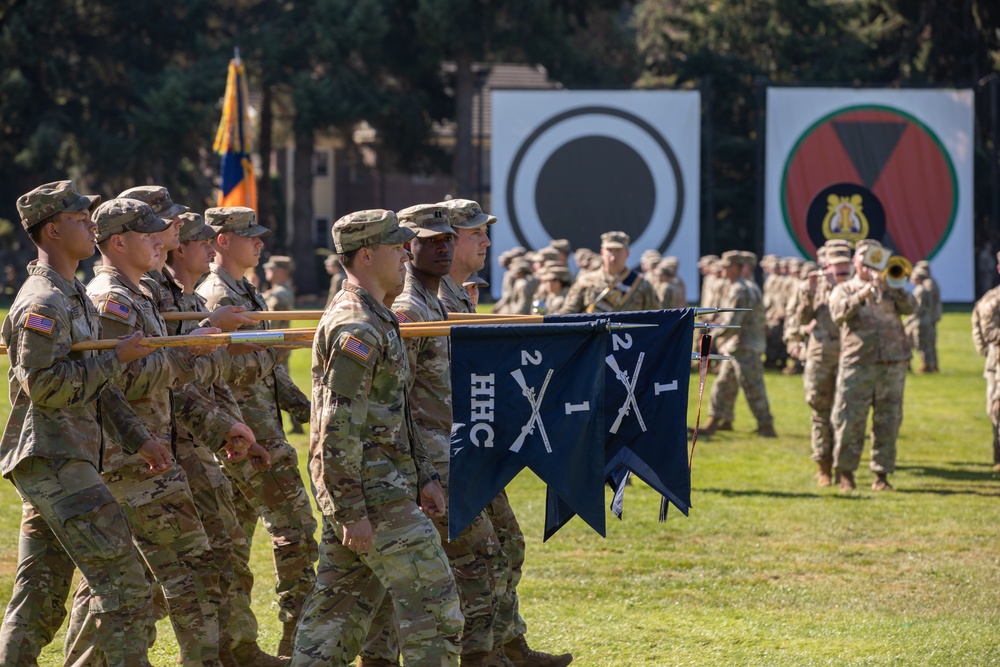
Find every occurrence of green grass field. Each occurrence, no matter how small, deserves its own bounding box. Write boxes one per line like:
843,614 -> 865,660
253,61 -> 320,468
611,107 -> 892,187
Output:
0,309 -> 997,666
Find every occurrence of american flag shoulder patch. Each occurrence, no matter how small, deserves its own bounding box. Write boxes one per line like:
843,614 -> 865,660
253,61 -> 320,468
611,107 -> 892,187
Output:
341,335 -> 373,363
104,299 -> 131,320
24,313 -> 55,335
394,310 -> 412,324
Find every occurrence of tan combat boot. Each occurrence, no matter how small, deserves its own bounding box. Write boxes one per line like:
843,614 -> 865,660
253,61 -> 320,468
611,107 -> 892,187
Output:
816,460 -> 833,488
716,420 -> 734,431
871,472 -> 894,492
838,470 -> 856,493
755,422 -> 778,438
699,417 -> 721,436
503,635 -> 573,667
229,640 -> 287,667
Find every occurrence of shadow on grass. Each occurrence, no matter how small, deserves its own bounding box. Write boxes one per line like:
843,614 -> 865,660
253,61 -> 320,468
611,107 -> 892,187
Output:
896,463 -> 997,483
695,487 -> 870,501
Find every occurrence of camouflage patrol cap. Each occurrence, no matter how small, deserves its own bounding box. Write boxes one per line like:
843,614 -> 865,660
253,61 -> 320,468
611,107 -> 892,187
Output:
537,247 -> 561,262
17,180 -> 101,231
206,207 -> 270,238
760,254 -> 779,270
720,250 -> 744,267
94,198 -> 170,243
118,185 -> 189,220
912,266 -> 930,279
601,231 -> 630,249
661,256 -> 679,270
177,212 -> 217,243
463,272 -> 489,288
333,209 -> 415,253
824,239 -> 853,250
799,261 -> 818,278
397,204 -> 456,238
540,264 -> 571,283
697,254 -> 719,268
640,249 -> 662,264
656,258 -> 677,276
826,247 -> 852,265
441,198 -> 496,229
263,255 -> 295,271
550,239 -> 571,254
914,260 -> 930,270
509,257 -> 532,273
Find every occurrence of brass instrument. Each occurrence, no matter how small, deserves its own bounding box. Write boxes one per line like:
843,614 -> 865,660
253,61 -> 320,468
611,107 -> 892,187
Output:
882,255 -> 912,289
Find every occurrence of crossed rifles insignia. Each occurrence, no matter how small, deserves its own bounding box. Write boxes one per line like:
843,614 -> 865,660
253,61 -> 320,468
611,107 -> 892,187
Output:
510,368 -> 554,453
606,352 -> 647,435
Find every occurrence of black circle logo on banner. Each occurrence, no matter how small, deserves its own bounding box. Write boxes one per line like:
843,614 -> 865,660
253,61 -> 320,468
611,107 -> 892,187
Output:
805,182 -> 886,250
535,136 -> 656,245
505,106 -> 684,252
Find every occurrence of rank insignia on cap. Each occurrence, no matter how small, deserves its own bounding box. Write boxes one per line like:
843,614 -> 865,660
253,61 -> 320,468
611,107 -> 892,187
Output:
105,299 -> 131,320
24,313 -> 55,335
341,335 -> 373,363
394,311 -> 412,324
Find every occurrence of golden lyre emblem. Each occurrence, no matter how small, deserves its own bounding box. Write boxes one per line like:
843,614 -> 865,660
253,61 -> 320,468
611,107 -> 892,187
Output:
822,194 -> 869,243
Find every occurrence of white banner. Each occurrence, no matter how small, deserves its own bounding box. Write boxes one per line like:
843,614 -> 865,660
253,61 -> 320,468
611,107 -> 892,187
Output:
764,87 -> 974,302
490,90 -> 702,300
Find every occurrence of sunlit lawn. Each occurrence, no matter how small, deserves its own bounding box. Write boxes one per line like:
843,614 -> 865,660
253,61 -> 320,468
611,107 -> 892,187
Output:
0,309 -> 996,665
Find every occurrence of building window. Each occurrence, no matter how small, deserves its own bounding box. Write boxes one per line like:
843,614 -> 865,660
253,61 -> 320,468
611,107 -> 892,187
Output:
314,217 -> 330,248
313,151 -> 330,178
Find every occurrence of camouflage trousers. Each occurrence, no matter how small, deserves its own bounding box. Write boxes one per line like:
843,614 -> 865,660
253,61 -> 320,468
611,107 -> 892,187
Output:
175,438 -> 251,645
361,473 -> 503,661
223,437 -> 317,638
290,501 -> 463,667
65,460 -> 219,667
709,349 -> 774,427
909,322 -> 938,369
832,361 -> 907,474
986,371 -> 1000,464
1,457 -> 153,667
486,489 -> 527,646
803,352 -> 839,463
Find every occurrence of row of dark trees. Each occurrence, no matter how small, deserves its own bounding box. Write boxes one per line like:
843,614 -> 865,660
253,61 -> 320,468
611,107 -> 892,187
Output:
1,0 -> 998,292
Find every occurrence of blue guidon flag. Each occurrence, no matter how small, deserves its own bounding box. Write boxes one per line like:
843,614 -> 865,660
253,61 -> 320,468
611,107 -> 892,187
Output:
448,321 -> 607,540
543,309 -> 696,539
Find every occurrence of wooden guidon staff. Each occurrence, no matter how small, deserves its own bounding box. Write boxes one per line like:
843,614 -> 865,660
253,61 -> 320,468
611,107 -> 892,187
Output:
159,310 -> 543,322
0,316 -> 546,355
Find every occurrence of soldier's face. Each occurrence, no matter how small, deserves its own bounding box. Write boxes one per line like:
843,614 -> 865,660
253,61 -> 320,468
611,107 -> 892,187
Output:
409,233 -> 454,278
453,225 -> 490,273
828,261 -> 852,284
157,219 -> 182,252
602,246 -> 628,274
175,239 -> 215,275
51,210 -> 98,260
224,233 -> 264,270
465,283 -> 480,308
371,242 -> 408,292
121,231 -> 164,273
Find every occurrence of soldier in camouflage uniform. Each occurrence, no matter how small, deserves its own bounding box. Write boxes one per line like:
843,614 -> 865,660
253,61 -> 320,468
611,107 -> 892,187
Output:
557,232 -> 658,315
441,199 -> 573,667
533,264 -> 571,315
463,273 -> 489,309
829,239 -> 917,492
905,263 -> 938,373
291,209 -> 462,667
0,182 -> 166,667
165,212 -> 280,667
325,254 -> 348,307
67,198 -> 231,667
973,256 -> 1000,472
790,242 -> 853,486
701,251 -> 777,437
197,207 -> 317,663
360,204 -> 506,667
263,255 -> 304,433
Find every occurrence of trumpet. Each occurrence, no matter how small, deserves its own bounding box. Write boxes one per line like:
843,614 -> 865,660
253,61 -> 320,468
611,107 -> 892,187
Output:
882,255 -> 912,289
